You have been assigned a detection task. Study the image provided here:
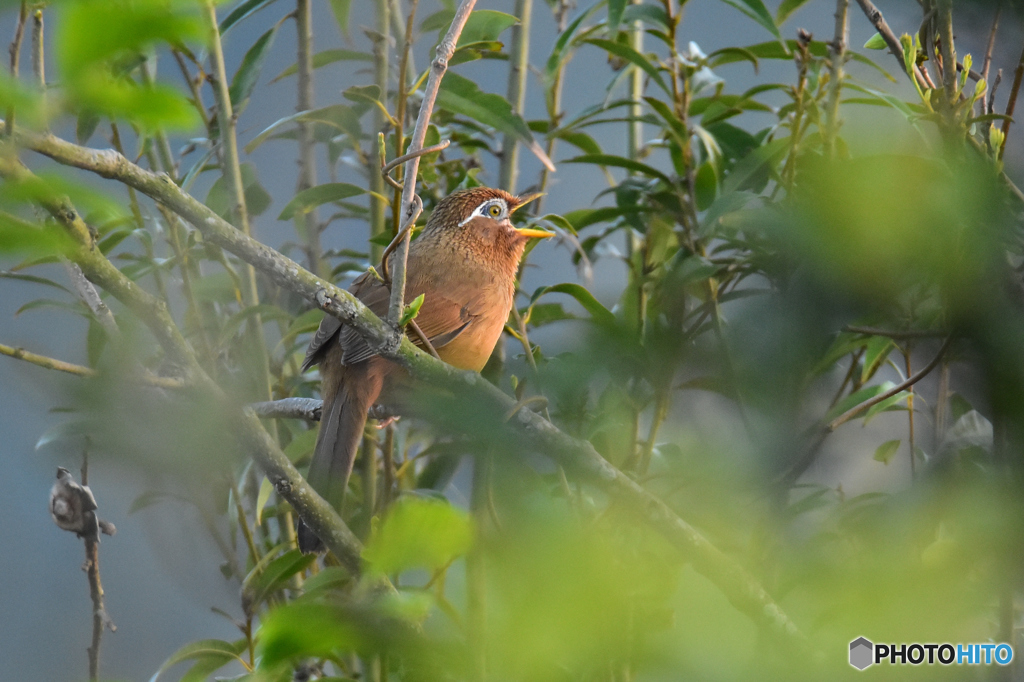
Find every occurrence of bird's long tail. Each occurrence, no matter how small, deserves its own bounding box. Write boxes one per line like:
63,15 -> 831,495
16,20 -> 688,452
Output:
297,360 -> 384,553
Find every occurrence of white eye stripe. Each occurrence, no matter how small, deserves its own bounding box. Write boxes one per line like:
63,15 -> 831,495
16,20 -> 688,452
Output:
459,198 -> 508,226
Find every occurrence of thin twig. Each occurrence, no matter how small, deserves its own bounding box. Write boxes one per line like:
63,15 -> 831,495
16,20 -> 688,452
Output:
844,325 -> 946,339
295,0 -> 322,275
388,0 -> 478,326
248,397 -> 397,423
853,0 -> 929,90
1000,45 -> 1024,160
825,0 -> 849,158
936,0 -> 957,108
30,7 -> 42,89
369,0 -> 390,263
6,1 -> 27,136
499,0 -> 532,192
380,140 -> 450,184
982,3 -> 1002,86
408,319 -> 441,359
827,337 -> 952,432
379,194 -> 422,284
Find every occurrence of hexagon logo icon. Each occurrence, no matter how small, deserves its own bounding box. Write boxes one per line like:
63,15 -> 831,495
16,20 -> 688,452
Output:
850,637 -> 874,670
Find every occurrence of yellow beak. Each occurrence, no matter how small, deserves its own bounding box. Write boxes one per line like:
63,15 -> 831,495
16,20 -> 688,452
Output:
516,227 -> 555,239
509,193 -> 552,238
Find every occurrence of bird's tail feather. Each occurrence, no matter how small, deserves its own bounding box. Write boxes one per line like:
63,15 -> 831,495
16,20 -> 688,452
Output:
297,361 -> 383,553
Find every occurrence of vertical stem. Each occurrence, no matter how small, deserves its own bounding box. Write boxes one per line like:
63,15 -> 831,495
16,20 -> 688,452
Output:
388,0 -> 478,326
85,535 -> 107,681
296,0 -> 323,275
31,7 -> 42,89
498,0 -> 531,192
360,435 -> 377,534
390,0 -> 419,239
533,1 -> 571,215
936,0 -> 956,107
6,1 -> 27,136
825,0 -> 849,158
370,0 -> 391,262
904,347 -> 916,479
203,0 -> 276,416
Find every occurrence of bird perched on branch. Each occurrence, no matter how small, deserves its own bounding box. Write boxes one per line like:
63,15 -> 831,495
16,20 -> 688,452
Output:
297,187 -> 551,553
50,467 -> 116,540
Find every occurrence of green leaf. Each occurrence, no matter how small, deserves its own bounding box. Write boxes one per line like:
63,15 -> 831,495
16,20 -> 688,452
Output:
399,293 -> 425,327
863,390 -> 909,424
255,476 -> 273,526
343,84 -> 382,107
620,4 -> 670,31
861,336 -> 893,384
229,25 -> 279,109
206,163 -> 271,219
245,104 -> 362,154
278,183 -> 366,220
720,136 -> 789,194
530,283 -> 615,326
363,496 -> 474,575
776,0 -> 813,24
874,439 -> 901,465
716,0 -> 782,41
270,49 -> 372,84
220,0 -> 279,35
545,1 -> 604,83
864,32 -> 888,50
825,382 -> 892,423
76,110 -> 101,145
258,603 -> 360,665
607,0 -> 627,34
151,639 -> 247,682
327,0 -> 353,39
242,549 -> 316,615
436,73 -> 554,170
562,153 -> 672,184
456,10 -> 518,46
0,215 -> 74,258
583,39 -> 670,95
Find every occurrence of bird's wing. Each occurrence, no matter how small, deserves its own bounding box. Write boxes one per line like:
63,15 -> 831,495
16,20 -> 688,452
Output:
301,271 -> 389,371
304,264 -> 481,369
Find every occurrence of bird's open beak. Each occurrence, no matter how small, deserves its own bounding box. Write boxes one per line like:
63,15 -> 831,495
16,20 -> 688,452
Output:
510,193 -> 553,238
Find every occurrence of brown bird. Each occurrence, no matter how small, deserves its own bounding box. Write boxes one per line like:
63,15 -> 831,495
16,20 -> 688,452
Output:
297,186 -> 552,552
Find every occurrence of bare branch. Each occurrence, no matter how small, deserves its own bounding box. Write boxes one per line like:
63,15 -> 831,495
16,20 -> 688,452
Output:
982,3 -> 1002,86
828,337 -> 952,432
853,0 -> 929,90
1001,45 -> 1024,160
825,0 -> 849,157
388,0 -> 478,326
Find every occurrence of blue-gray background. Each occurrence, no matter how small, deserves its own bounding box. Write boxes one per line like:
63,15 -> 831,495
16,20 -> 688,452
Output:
0,1 -> 1014,679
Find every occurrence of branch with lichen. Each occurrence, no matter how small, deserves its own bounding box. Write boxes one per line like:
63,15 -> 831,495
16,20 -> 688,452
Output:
0,152 -> 366,574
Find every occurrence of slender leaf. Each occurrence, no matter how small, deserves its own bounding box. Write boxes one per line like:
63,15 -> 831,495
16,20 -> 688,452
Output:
531,283 -> 615,326
229,25 -> 279,109
584,38 -> 670,94
278,183 -> 367,220
270,49 -> 373,84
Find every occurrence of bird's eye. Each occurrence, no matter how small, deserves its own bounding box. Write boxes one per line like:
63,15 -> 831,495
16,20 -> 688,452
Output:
488,204 -> 502,218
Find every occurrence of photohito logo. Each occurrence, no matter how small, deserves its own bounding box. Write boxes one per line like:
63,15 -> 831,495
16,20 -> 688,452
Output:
849,637 -> 1013,670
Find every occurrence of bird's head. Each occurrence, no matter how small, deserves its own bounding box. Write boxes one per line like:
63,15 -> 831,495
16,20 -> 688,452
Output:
422,187 -> 553,245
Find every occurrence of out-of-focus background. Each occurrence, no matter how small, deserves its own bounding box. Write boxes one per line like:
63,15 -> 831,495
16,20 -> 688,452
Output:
2,0 -> 1022,679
